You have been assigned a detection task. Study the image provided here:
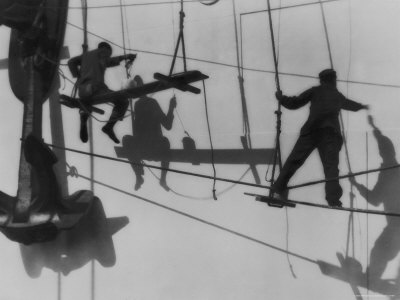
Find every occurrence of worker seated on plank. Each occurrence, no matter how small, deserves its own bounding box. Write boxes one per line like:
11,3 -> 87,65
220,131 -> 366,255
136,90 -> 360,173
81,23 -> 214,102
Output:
68,42 -> 137,143
271,69 -> 369,207
128,75 -> 176,191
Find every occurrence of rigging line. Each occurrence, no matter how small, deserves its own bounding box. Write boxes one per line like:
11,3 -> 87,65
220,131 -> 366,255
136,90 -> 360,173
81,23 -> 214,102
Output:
241,0 -> 342,17
366,131 -> 370,295
232,0 -> 250,138
341,0 -> 360,259
285,206 -> 297,278
80,1 -> 95,299
65,21 -> 400,89
239,13 -> 244,78
265,0 -> 283,196
287,163 -> 400,190
318,0 -> 357,259
72,170 -> 317,264
266,0 -> 281,92
120,0 -> 136,132
119,0 -> 129,77
175,109 -> 190,136
46,142 -> 272,190
319,0 -> 333,68
202,80 -> 218,200
148,165 -> 251,200
67,0 -> 222,9
275,0 -> 295,279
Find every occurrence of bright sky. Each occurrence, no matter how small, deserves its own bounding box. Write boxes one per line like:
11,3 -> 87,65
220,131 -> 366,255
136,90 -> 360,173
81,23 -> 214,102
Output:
0,0 -> 399,299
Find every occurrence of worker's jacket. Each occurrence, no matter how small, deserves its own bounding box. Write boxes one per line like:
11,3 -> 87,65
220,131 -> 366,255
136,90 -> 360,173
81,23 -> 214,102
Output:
68,49 -> 120,88
279,84 -> 365,136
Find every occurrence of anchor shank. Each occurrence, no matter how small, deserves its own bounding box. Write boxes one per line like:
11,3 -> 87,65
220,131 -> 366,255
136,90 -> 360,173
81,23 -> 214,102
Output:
15,56 -> 43,222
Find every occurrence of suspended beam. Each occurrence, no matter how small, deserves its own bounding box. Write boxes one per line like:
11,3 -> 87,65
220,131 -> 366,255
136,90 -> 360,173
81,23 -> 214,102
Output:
115,136 -> 276,165
60,71 -> 208,109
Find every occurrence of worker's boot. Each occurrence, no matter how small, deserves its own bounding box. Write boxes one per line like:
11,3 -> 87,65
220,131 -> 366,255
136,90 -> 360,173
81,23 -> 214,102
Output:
102,122 -> 120,144
79,111 -> 89,143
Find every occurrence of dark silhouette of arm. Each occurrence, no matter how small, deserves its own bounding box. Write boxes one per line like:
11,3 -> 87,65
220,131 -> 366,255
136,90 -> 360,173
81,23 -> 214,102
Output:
160,97 -> 176,130
342,98 -> 367,111
68,55 -> 82,78
278,87 -> 314,110
351,180 -> 383,206
106,54 -> 137,68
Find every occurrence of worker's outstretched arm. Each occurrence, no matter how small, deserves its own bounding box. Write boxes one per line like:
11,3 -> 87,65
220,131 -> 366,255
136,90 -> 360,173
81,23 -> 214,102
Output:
275,88 -> 313,110
342,98 -> 369,111
350,177 -> 382,206
107,53 -> 137,68
161,96 -> 177,130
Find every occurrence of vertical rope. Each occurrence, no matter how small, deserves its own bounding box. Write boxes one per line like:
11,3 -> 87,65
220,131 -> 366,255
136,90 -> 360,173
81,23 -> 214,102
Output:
119,0 -> 137,135
232,0 -> 250,139
264,0 -> 294,277
266,0 -> 281,92
81,0 -> 95,298
265,0 -> 283,195
119,0 -> 129,78
319,0 -> 333,68
81,0 -> 88,53
202,80 -> 217,200
319,0 -> 358,259
169,0 -> 187,75
366,131 -> 370,298
57,272 -> 62,300
239,14 -> 244,78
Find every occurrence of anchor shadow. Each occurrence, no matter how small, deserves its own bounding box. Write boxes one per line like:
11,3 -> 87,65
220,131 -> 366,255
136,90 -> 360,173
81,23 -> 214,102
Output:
20,197 -> 129,278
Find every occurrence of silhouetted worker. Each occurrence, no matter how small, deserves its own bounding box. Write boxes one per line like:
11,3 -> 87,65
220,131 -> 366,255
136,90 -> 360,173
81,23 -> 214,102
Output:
129,75 -> 176,191
350,116 -> 400,281
272,69 -> 369,207
68,42 -> 136,143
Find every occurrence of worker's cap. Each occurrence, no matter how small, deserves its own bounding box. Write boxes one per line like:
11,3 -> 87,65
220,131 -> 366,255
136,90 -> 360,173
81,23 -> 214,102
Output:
318,68 -> 336,81
98,41 -> 112,54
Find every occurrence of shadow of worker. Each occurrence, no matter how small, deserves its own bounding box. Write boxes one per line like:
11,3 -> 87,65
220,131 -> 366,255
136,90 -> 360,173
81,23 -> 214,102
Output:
351,115 -> 400,284
128,75 -> 176,191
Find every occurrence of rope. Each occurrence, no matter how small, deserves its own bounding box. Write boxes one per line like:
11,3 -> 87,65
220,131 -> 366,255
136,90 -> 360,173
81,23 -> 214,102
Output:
241,0 -> 342,17
232,0 -> 250,139
65,164 -> 318,264
169,0 -> 187,75
65,22 -> 400,90
175,109 -> 191,137
273,0 -> 296,279
68,0 -> 224,9
287,163 -> 400,190
29,0 -> 338,10
200,0 -> 220,5
202,80 -> 218,200
265,0 -> 283,198
266,0 -> 281,92
46,142 -> 272,190
119,0 -> 129,78
319,0 -> 333,68
79,1 -> 96,298
148,165 -> 251,200
365,131 -> 370,295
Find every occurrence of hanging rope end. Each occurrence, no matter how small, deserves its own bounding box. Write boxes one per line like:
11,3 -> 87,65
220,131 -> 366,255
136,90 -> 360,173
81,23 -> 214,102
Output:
213,189 -> 217,201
